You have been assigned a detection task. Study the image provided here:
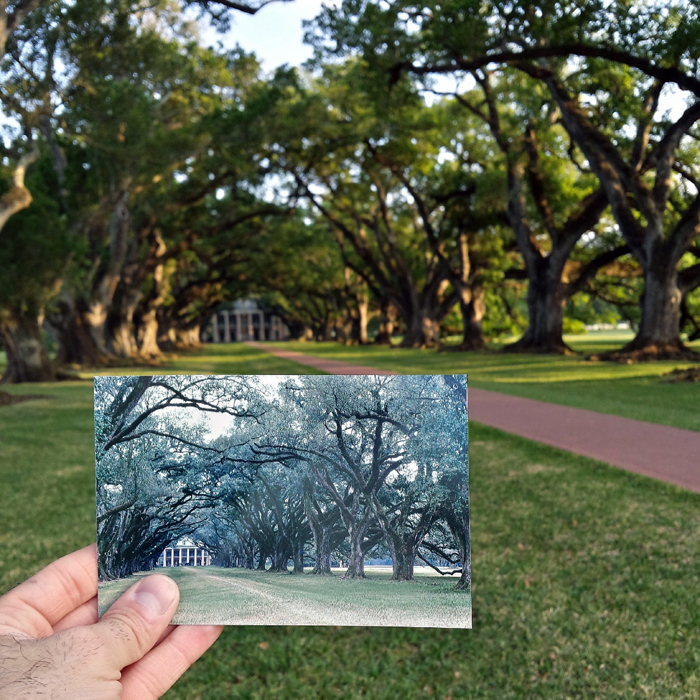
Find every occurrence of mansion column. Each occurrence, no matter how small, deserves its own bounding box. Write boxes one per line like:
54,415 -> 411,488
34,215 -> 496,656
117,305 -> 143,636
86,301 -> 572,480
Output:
211,316 -> 219,342
224,312 -> 230,342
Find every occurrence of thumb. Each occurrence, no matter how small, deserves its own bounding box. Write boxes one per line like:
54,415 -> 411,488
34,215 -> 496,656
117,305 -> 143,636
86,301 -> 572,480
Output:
92,575 -> 180,672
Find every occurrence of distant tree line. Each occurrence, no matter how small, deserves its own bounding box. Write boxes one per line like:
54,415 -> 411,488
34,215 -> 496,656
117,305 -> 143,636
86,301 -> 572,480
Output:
2,0 -> 700,383
95,374 -> 470,589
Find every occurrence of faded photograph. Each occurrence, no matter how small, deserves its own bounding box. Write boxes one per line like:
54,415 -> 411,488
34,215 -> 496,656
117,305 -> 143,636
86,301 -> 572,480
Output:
96,374 -> 470,628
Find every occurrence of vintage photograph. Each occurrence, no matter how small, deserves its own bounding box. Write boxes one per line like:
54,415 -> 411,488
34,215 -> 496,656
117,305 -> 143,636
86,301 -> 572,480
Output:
95,374 -> 470,628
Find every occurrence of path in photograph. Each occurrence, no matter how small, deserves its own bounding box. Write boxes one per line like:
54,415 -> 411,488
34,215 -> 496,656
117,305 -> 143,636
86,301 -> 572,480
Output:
247,342 -> 700,493
98,567 -> 471,628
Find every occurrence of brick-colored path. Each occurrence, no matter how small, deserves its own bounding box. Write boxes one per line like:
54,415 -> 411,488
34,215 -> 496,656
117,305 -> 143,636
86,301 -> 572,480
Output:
247,342 -> 700,494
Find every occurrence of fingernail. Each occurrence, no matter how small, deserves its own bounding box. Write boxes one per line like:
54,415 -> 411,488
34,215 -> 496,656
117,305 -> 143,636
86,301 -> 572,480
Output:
133,575 -> 178,615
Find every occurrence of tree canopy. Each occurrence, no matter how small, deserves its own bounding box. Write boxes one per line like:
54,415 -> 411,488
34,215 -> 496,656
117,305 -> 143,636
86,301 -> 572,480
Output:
2,0 -> 700,381
95,374 -> 471,589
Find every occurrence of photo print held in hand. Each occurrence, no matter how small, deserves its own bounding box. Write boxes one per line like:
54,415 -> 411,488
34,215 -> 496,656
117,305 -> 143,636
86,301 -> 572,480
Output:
95,374 -> 471,628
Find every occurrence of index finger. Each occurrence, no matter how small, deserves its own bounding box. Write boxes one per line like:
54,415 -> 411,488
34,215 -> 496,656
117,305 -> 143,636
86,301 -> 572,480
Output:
0,544 -> 97,638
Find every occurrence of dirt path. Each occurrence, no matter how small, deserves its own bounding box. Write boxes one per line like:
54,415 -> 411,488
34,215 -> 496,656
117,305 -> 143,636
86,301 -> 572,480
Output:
247,342 -> 700,494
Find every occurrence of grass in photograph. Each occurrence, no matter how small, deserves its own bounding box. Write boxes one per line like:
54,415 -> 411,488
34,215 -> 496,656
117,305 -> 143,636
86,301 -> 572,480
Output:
98,566 -> 471,628
1,344 -> 700,698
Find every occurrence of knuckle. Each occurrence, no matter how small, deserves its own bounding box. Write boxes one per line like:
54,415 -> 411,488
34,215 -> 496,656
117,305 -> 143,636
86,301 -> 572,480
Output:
101,612 -> 154,657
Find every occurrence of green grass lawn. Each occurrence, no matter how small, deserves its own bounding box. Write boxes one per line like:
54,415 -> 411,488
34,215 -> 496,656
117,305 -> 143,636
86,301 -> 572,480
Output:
1,344 -> 700,698
263,332 -> 700,432
98,566 -> 471,628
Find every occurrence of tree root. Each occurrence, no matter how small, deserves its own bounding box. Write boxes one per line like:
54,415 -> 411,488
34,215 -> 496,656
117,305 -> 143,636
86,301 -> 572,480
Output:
589,342 -> 700,363
502,338 -> 575,355
660,367 -> 700,383
0,390 -> 47,406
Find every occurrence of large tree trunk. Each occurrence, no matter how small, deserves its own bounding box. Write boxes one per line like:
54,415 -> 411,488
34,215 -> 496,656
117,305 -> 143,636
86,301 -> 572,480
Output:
309,523 -> 326,573
343,524 -> 366,579
318,318 -> 333,342
138,312 -> 161,357
309,523 -> 332,575
373,498 -> 429,582
305,486 -> 333,575
459,286 -> 486,350
334,314 -> 353,344
138,231 -> 169,358
375,301 -> 397,345
245,550 -> 255,570
159,321 -> 203,350
401,280 -> 456,348
445,507 -> 471,591
391,541 -> 417,582
48,297 -> 105,367
0,308 -> 54,383
355,294 -> 369,344
175,325 -> 202,349
400,312 -> 441,348
270,547 -> 290,573
293,547 -> 304,574
110,288 -> 141,359
621,255 -> 687,357
0,147 -> 40,234
110,321 -> 139,358
108,250 -> 142,358
505,256 -> 569,354
83,191 -> 132,357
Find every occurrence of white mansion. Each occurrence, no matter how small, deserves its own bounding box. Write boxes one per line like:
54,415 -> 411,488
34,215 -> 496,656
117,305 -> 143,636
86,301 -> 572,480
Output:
157,541 -> 211,568
205,299 -> 289,343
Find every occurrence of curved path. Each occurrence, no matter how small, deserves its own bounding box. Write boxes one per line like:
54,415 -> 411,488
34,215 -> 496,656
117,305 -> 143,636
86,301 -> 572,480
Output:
247,342 -> 700,494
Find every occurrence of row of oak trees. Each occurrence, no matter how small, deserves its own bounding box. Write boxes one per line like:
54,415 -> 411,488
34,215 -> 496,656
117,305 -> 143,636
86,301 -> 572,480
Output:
95,374 -> 471,589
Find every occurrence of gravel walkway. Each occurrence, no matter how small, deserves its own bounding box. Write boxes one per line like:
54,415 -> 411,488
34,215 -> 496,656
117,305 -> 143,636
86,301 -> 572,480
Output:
247,342 -> 700,494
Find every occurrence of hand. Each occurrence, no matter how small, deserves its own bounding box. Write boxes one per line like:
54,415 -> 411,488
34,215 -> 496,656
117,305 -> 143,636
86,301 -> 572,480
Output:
0,544 -> 222,700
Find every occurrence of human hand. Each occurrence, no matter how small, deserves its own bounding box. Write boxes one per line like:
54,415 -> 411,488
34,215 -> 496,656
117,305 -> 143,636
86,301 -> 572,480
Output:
0,544 -> 222,699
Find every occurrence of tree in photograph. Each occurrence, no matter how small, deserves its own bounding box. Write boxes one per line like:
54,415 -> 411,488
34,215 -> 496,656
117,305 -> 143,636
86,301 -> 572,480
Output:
302,475 -> 343,574
95,375 -> 266,578
247,375 -> 468,581
95,374 -> 471,591
230,463 -> 310,572
96,426 -> 223,579
368,376 -> 468,581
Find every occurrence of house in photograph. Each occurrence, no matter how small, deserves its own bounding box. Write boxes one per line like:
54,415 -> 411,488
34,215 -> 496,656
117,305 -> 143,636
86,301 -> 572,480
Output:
157,540 -> 211,568
204,299 -> 289,342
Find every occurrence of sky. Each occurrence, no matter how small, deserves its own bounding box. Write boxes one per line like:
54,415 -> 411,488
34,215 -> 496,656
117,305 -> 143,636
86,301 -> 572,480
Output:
201,0 -> 337,72
200,1 -> 689,118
